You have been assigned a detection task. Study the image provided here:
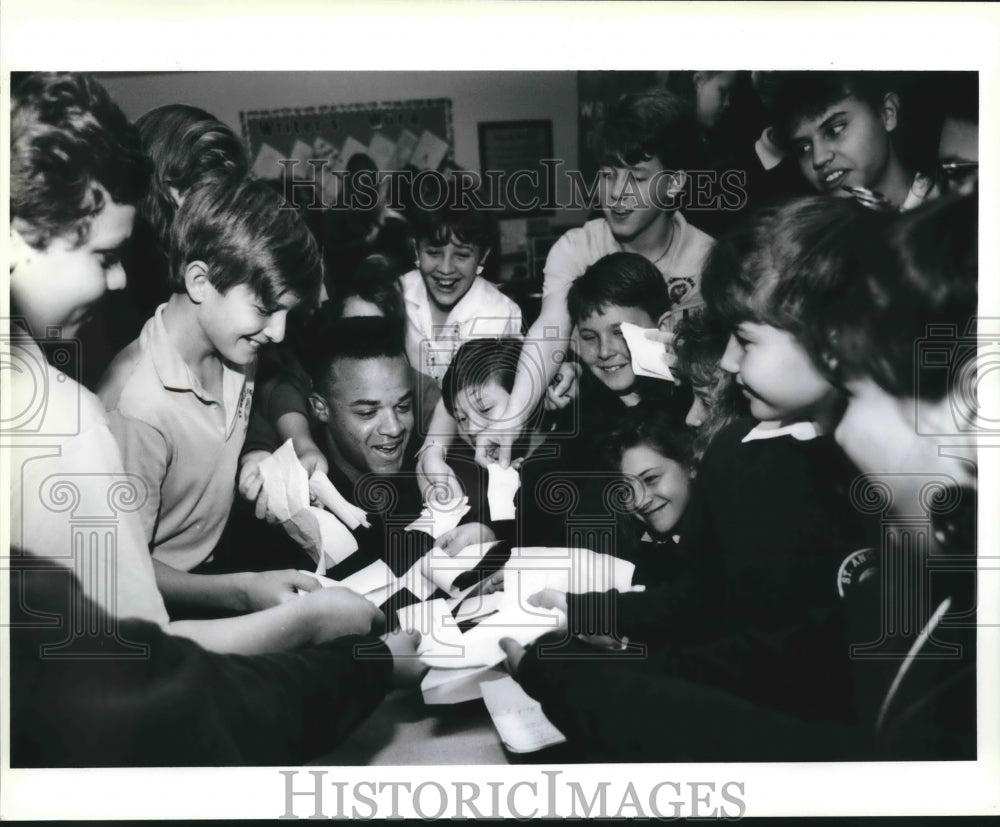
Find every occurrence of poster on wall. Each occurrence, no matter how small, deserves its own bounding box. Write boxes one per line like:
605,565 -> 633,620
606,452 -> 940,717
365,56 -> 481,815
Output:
240,97 -> 454,196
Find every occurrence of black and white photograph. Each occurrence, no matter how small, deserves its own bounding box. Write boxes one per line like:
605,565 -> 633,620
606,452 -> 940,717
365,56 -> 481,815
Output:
2,1 -> 998,821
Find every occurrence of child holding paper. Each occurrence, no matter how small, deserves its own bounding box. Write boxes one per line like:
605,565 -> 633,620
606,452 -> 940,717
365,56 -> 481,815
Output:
509,196 -> 884,729
98,177 -> 327,615
10,72 -> 381,655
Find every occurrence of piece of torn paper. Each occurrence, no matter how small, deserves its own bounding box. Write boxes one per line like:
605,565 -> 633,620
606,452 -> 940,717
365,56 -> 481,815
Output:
487,463 -> 520,521
309,469 -> 369,528
619,322 -> 674,381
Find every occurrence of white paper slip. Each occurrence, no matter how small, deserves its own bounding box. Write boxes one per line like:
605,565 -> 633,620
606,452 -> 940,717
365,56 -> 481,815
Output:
487,463 -> 520,521
367,132 -> 396,171
405,495 -> 471,539
338,558 -> 395,597
250,142 -> 285,180
421,541 -> 498,595
309,470 -> 369,529
480,675 -> 567,753
503,547 -> 637,599
421,664 -> 503,706
619,322 -> 674,381
418,601 -> 565,670
411,129 -> 449,171
399,556 -> 437,602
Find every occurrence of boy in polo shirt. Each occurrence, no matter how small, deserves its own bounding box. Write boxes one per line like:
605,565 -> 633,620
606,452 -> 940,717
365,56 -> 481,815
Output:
11,72 -> 383,657
98,178 -> 329,615
468,88 -> 714,469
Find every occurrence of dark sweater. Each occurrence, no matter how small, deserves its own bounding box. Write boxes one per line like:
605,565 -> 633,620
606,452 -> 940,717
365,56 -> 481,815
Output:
555,418 -> 880,724
10,553 -> 393,767
518,501 -> 976,762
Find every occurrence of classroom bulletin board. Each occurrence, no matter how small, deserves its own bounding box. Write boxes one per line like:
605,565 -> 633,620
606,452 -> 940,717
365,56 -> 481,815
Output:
240,97 -> 454,181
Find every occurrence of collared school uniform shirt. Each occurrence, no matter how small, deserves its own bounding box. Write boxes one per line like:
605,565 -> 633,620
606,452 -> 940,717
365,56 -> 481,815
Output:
399,269 -> 523,385
98,305 -> 254,573
7,327 -> 170,626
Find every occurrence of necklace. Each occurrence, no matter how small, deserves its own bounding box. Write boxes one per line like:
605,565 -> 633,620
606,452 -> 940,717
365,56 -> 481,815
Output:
627,219 -> 675,267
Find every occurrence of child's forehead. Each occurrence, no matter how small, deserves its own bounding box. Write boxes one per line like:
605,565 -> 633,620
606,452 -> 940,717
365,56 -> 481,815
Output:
578,303 -> 656,328
417,231 -> 477,250
601,155 -> 665,174
789,94 -> 866,136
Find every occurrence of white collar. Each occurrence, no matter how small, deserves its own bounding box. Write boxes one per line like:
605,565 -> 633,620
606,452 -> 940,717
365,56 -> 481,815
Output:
741,420 -> 821,443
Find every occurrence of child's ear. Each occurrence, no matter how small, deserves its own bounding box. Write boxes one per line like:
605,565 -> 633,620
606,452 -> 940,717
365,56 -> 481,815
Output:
657,170 -> 688,202
880,92 -> 901,134
183,261 -> 210,303
308,392 -> 330,423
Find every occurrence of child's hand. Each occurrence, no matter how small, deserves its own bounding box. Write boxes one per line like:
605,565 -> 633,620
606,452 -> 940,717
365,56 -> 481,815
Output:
499,637 -> 527,681
416,442 -> 464,505
298,448 -> 329,478
237,450 -> 270,505
238,450 -> 283,524
476,569 -> 505,595
527,587 -> 568,615
302,586 -> 386,644
644,328 -> 678,368
382,629 -> 428,688
437,522 -> 496,556
544,361 -> 580,411
240,569 -> 320,611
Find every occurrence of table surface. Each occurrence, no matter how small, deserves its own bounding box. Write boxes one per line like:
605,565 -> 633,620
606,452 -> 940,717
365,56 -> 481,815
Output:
317,689 -> 508,765
316,688 -> 578,766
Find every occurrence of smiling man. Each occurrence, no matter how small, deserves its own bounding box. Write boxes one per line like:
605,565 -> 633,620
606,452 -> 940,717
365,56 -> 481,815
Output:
309,316 -> 416,483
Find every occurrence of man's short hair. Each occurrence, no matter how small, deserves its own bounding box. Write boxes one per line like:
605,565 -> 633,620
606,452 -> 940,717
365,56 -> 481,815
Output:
568,251 -> 671,326
11,72 -> 151,249
307,315 -> 407,398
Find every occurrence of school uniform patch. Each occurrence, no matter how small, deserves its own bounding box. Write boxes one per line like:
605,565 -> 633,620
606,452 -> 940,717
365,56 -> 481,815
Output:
837,547 -> 877,597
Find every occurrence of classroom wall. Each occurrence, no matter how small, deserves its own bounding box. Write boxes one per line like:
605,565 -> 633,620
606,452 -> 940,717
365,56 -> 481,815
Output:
94,70 -> 587,224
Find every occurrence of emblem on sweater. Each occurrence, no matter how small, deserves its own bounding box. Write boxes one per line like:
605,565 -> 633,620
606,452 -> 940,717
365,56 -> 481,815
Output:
837,547 -> 877,597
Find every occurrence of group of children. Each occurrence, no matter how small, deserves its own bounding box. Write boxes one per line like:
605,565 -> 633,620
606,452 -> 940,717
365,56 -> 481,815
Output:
8,69 -> 979,765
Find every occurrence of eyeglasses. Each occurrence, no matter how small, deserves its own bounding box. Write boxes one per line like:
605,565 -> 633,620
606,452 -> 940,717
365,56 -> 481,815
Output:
939,161 -> 979,185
